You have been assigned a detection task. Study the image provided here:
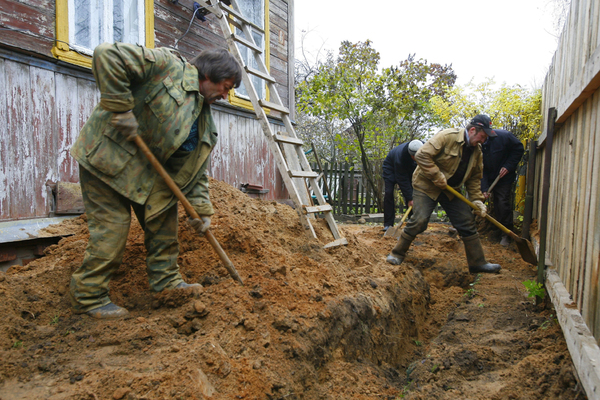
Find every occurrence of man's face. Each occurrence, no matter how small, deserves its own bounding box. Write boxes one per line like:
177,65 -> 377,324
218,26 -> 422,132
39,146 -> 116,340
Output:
467,127 -> 488,146
199,77 -> 236,104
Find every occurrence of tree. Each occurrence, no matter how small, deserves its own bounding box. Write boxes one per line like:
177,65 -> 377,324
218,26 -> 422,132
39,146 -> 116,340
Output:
296,40 -> 456,208
430,79 -> 542,140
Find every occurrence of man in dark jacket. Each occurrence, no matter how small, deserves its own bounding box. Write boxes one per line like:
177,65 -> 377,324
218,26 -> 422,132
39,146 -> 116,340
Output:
382,140 -> 423,230
480,129 -> 524,247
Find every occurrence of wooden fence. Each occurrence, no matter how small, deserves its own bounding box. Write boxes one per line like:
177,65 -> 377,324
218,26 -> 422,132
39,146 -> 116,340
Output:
309,163 -> 390,216
538,0 -> 600,339
536,0 -> 600,395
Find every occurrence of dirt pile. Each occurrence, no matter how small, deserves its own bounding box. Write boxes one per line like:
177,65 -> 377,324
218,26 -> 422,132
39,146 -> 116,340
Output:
0,178 -> 585,399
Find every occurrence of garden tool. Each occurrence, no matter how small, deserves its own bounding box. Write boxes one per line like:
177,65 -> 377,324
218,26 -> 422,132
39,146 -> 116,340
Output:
445,186 -> 537,265
383,206 -> 413,239
133,135 -> 244,285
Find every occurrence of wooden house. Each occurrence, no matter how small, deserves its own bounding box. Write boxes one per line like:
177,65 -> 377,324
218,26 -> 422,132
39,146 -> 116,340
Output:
0,0 -> 295,223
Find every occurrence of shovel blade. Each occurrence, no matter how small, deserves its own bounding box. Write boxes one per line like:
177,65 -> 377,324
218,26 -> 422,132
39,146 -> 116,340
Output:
514,237 -> 538,265
383,226 -> 398,238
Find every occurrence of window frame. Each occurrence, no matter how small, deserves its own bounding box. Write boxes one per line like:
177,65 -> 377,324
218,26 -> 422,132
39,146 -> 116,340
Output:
52,0 -> 155,68
228,0 -> 270,110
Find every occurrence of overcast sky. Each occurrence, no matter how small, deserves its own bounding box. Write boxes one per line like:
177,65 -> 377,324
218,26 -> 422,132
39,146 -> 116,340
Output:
294,0 -> 562,89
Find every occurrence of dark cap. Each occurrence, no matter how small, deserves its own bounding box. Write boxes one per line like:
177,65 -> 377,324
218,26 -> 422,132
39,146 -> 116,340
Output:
470,114 -> 496,137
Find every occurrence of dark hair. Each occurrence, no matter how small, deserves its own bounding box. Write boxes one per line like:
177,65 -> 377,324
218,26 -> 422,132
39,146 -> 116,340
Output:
190,49 -> 242,88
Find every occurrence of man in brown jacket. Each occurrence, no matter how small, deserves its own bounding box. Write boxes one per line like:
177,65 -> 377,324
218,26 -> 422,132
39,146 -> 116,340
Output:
386,115 -> 501,274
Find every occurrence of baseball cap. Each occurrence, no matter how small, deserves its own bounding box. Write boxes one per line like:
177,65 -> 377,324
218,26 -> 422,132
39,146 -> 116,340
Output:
407,140 -> 423,156
470,114 -> 496,137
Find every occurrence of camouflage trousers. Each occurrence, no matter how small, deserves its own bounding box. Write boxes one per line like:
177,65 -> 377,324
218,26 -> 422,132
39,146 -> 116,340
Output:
70,167 -> 184,313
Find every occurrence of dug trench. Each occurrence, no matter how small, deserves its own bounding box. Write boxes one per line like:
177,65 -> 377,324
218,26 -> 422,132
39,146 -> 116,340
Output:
0,178 -> 584,399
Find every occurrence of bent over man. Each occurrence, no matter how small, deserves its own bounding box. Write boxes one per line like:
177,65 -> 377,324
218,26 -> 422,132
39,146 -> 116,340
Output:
382,140 -> 423,231
69,43 -> 242,319
386,115 -> 501,274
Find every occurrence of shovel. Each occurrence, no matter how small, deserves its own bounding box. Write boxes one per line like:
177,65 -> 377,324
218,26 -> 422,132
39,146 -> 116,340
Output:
445,186 -> 538,265
383,206 -> 412,239
133,135 -> 244,285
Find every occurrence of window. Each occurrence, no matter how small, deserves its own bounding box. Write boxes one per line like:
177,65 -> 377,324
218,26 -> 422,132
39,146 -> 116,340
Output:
53,0 -> 154,68
230,0 -> 270,109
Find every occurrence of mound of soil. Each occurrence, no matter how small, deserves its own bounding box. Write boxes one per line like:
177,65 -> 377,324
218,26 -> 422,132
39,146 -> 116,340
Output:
0,178 -> 585,399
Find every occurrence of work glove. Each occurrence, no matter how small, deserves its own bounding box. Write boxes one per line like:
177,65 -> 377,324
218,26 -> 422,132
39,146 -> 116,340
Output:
189,216 -> 211,235
110,111 -> 139,141
472,200 -> 487,218
433,174 -> 447,189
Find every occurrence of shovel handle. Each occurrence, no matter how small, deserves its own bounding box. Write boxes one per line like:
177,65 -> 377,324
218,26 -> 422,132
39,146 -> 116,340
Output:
399,205 -> 412,226
487,174 -> 502,194
444,186 -> 516,239
133,135 -> 244,285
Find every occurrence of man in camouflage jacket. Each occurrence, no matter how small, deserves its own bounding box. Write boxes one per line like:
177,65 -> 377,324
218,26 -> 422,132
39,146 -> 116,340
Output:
69,42 -> 242,319
386,115 -> 502,274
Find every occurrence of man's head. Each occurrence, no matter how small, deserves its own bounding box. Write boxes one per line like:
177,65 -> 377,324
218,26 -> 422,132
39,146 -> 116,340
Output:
466,114 -> 496,146
407,140 -> 423,158
190,49 -> 243,104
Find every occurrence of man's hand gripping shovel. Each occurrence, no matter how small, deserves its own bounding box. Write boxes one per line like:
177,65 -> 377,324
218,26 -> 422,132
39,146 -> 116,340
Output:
132,134 -> 244,285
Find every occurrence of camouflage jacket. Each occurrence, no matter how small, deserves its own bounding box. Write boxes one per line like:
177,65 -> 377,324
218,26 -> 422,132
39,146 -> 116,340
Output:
412,128 -> 484,203
70,43 -> 217,216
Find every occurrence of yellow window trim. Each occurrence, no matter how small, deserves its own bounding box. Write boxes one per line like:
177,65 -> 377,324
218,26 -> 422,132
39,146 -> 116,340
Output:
52,0 -> 155,69
228,0 -> 270,111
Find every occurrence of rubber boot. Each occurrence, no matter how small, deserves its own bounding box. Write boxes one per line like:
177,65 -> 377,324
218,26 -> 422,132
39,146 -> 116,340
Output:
463,234 -> 501,273
386,231 -> 415,265
87,302 -> 129,319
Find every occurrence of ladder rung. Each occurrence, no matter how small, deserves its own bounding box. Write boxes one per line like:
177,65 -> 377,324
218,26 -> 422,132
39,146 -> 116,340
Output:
323,238 -> 349,249
246,66 -> 276,83
274,134 -> 303,146
289,170 -> 318,178
231,33 -> 262,53
259,99 -> 289,114
220,3 -> 264,33
303,204 -> 333,214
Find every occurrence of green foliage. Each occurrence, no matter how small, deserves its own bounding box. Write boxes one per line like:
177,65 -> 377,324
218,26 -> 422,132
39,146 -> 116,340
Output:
430,78 -> 542,140
523,279 -> 546,299
464,274 -> 482,299
12,340 -> 23,349
296,40 -> 456,207
51,313 -> 60,325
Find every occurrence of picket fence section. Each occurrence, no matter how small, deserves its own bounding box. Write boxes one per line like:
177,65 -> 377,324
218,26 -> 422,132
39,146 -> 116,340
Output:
309,163 -> 385,216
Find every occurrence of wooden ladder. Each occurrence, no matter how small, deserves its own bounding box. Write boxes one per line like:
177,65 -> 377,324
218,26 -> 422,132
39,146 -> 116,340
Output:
195,0 -> 347,248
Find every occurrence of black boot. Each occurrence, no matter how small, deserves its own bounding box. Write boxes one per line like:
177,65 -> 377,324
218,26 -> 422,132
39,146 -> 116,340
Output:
463,234 -> 501,273
386,231 -> 415,265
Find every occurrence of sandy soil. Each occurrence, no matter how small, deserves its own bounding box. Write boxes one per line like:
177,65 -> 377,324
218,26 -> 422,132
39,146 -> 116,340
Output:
0,178 -> 587,400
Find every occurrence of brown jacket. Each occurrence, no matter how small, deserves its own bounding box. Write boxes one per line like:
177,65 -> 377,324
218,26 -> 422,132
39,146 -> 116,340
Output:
412,128 -> 484,202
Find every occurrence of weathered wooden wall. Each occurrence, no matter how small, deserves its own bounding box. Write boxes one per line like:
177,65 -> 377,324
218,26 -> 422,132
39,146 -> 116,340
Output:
0,0 -> 56,57
538,0 -> 600,341
0,52 -> 289,222
0,50 -> 99,221
210,106 -> 288,197
0,0 -> 294,222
